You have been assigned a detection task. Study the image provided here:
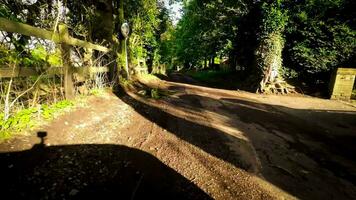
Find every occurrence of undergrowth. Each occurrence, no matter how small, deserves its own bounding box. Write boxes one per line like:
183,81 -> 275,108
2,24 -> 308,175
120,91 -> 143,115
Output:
89,88 -> 108,96
137,88 -> 167,99
185,70 -> 246,90
0,100 -> 74,140
186,70 -> 231,82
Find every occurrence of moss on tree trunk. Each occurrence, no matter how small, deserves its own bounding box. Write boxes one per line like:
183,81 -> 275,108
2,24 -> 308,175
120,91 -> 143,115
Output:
256,32 -> 284,92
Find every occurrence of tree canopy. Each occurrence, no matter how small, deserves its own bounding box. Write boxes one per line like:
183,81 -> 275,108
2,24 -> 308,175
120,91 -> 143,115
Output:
0,0 -> 355,92
171,0 -> 356,91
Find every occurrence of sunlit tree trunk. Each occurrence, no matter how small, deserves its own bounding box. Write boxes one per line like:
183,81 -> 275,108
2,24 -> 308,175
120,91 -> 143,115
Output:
256,32 -> 284,92
255,1 -> 288,93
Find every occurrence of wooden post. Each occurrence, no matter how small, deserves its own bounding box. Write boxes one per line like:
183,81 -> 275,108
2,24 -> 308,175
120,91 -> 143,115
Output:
84,48 -> 93,79
118,0 -> 130,79
59,24 -> 75,100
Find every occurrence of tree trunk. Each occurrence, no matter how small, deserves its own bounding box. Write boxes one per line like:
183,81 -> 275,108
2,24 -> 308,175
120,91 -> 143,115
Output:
256,32 -> 284,93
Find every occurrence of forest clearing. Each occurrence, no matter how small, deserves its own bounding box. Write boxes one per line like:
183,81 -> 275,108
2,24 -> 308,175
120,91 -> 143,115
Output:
1,0 -> 355,199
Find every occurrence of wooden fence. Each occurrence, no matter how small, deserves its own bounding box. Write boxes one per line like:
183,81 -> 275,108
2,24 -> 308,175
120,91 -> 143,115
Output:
0,17 -> 111,99
0,66 -> 109,78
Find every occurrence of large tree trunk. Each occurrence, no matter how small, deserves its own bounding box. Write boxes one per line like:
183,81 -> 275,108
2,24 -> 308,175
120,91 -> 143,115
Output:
253,1 -> 293,94
256,32 -> 286,93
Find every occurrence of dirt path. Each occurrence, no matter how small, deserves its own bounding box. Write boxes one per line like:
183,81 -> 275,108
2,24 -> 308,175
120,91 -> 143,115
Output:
1,75 -> 356,200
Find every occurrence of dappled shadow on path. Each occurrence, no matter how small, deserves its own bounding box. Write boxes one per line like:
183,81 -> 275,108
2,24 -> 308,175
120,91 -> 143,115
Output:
115,83 -> 356,200
219,97 -> 356,194
115,90 -> 250,171
0,132 -> 211,200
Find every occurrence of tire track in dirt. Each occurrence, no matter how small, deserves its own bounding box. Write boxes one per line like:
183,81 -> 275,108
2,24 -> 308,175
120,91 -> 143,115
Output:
183,86 -> 263,174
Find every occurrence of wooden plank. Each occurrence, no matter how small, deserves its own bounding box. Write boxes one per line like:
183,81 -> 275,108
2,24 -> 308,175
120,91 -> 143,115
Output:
89,67 -> 110,74
0,17 -> 56,41
0,67 -> 36,77
0,67 -> 63,78
0,17 -> 109,52
0,67 -> 109,78
68,37 -> 109,52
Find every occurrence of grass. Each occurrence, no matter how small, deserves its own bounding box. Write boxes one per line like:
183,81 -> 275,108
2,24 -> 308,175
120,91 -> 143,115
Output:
185,69 -> 245,90
137,88 -> 163,99
119,78 -> 134,89
89,88 -> 111,96
186,70 -> 231,82
0,100 -> 74,141
150,88 -> 166,99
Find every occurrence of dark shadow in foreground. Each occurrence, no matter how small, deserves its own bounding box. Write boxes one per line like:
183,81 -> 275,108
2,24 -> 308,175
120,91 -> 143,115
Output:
0,132 -> 211,200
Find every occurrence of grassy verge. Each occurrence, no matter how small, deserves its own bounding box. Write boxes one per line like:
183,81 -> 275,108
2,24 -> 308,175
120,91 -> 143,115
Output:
0,99 -> 77,141
186,70 -> 231,82
185,70 -> 243,90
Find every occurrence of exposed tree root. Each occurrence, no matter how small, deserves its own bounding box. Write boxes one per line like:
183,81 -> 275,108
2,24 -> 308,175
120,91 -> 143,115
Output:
260,79 -> 298,95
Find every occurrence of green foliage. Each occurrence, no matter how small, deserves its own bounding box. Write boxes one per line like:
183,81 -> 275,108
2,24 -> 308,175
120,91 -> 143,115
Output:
41,100 -> 74,120
173,0 -> 247,68
146,88 -> 171,99
119,78 -> 134,89
126,0 -> 173,72
172,0 -> 355,91
0,45 -> 18,66
1,0 -> 354,95
47,50 -> 62,66
150,88 -> 161,99
0,3 -> 26,22
280,66 -> 298,79
31,46 -> 48,62
185,69 -> 246,90
0,44 -> 61,69
29,45 -> 62,67
0,108 -> 37,131
0,100 -> 73,140
187,70 -> 231,82
259,1 -> 288,37
89,88 -> 107,96
284,0 -> 356,79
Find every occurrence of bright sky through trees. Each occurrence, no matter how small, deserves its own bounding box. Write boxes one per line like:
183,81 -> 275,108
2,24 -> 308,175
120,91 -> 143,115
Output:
163,0 -> 182,25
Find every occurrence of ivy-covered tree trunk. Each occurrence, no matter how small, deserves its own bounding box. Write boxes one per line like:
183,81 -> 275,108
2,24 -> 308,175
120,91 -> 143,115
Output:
256,32 -> 284,92
255,1 -> 290,93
